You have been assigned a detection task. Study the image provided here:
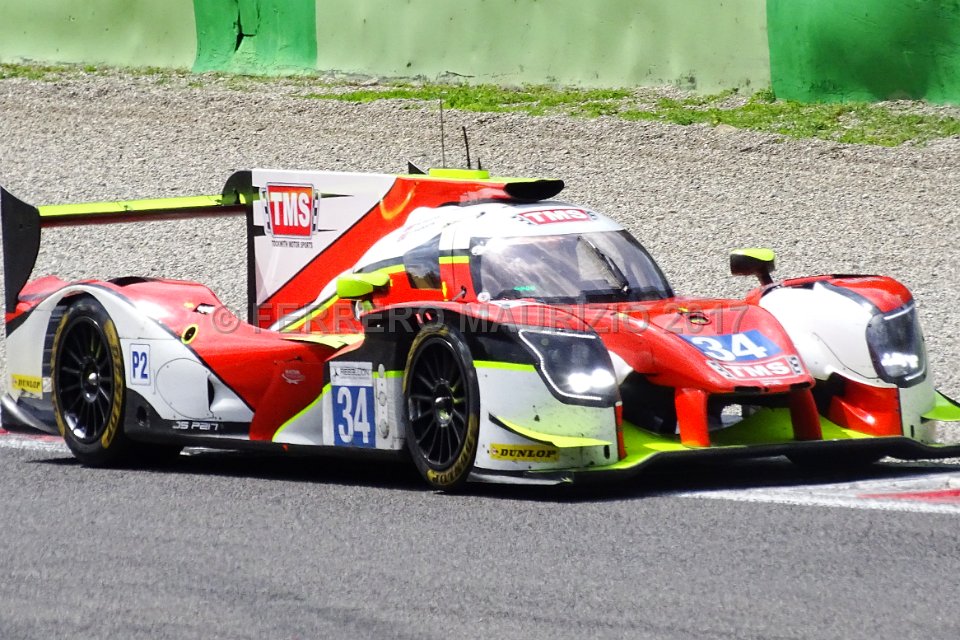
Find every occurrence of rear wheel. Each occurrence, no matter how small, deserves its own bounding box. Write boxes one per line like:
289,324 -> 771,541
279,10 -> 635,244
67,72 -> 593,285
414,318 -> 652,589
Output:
51,298 -> 131,466
403,324 -> 480,490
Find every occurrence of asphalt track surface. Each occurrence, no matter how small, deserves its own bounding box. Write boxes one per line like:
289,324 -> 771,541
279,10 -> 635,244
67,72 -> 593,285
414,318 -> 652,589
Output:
1,76 -> 960,639
1,433 -> 960,640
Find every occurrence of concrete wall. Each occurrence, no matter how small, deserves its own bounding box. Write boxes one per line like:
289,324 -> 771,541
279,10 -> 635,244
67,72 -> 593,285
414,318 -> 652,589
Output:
0,0 -> 196,69
2,0 -> 960,104
767,0 -> 960,103
0,0 -> 770,92
193,0 -> 316,74
313,0 -> 771,92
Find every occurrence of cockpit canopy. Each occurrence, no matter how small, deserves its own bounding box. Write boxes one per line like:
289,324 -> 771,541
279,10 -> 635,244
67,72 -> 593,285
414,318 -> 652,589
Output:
469,230 -> 673,303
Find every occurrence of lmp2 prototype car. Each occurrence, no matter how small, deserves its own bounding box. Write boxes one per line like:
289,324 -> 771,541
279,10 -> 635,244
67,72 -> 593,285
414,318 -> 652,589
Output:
2,166 -> 959,489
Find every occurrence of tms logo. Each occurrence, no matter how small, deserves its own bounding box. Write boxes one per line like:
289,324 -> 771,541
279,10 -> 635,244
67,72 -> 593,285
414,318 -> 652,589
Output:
516,208 -> 596,225
262,184 -> 318,238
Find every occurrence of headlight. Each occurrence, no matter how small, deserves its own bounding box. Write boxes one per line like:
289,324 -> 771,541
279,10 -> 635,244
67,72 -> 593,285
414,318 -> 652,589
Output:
518,329 -> 618,406
866,302 -> 926,386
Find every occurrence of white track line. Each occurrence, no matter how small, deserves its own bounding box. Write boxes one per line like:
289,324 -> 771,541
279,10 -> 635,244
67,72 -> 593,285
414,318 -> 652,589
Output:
4,431 -> 960,513
677,470 -> 960,514
0,431 -> 69,454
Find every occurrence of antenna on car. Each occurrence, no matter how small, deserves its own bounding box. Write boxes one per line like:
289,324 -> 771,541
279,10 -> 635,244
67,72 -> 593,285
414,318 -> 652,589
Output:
462,126 -> 472,169
439,99 -> 446,168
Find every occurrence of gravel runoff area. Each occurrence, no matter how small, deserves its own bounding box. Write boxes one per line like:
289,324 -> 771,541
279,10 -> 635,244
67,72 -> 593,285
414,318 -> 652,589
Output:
0,72 -> 958,441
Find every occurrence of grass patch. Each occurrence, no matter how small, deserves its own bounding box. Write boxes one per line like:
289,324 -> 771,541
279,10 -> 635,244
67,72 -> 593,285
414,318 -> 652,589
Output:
0,62 -> 73,80
2,62 -> 959,146
304,83 -> 631,117
304,82 -> 960,146
620,92 -> 960,146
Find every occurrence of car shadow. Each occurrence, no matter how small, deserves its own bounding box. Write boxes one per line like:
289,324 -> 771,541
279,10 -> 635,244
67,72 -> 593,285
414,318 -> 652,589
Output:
27,449 -> 960,502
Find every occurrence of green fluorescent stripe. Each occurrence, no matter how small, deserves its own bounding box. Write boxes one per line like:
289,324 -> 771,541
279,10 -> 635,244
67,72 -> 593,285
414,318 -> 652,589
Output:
493,415 -> 611,448
922,392 -> 960,422
731,248 -> 775,262
272,383 -> 330,442
599,409 -> 878,472
38,195 -> 230,217
282,295 -> 340,332
373,370 -> 403,379
474,360 -> 536,372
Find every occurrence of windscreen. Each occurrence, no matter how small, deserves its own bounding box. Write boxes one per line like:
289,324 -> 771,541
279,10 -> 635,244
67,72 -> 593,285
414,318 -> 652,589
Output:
470,231 -> 673,303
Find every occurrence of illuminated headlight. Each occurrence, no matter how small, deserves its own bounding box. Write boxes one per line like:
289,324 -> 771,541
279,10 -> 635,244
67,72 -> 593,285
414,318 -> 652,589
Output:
866,302 -> 926,386
518,329 -> 618,406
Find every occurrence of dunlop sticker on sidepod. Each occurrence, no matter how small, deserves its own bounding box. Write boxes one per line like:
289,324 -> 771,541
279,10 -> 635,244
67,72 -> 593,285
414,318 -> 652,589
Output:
11,374 -> 42,397
490,444 -> 559,462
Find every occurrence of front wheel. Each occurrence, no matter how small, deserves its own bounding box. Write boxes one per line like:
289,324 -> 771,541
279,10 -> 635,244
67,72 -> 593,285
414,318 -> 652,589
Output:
51,297 -> 131,466
403,324 -> 480,490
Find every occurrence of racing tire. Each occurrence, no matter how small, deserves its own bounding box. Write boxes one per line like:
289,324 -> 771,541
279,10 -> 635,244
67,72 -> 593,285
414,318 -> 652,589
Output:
403,324 -> 480,491
51,297 -> 132,466
786,450 -> 883,470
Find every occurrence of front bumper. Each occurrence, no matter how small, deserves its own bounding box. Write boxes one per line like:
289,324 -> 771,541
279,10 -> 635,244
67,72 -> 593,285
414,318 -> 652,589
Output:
522,407 -> 960,485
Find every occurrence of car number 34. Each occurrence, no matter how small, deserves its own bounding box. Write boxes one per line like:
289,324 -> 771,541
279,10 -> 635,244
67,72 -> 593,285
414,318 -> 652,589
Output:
333,385 -> 376,447
682,330 -> 782,362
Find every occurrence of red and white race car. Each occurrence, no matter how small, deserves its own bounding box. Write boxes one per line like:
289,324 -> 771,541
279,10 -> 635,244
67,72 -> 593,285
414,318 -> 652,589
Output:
2,167 -> 959,489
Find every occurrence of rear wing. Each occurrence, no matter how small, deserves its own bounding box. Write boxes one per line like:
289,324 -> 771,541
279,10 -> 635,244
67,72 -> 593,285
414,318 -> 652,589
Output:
1,171 -> 253,320
2,168 -> 562,329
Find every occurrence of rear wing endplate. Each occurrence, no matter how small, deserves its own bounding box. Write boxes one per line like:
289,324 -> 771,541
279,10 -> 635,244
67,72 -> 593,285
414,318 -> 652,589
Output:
1,171 -> 253,314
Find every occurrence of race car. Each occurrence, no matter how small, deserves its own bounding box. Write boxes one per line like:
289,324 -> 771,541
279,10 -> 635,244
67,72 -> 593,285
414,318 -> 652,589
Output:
2,166 -> 959,489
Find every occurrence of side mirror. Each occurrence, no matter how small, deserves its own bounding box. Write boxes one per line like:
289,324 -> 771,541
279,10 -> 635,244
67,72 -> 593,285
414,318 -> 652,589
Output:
336,272 -> 391,299
730,249 -> 776,286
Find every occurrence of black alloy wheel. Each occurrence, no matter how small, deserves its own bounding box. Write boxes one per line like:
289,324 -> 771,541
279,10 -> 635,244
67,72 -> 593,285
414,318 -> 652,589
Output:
404,324 -> 480,490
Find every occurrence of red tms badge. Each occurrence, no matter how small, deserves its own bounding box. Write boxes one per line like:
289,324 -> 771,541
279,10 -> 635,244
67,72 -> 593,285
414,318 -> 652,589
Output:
264,184 -> 317,238
516,208 -> 595,225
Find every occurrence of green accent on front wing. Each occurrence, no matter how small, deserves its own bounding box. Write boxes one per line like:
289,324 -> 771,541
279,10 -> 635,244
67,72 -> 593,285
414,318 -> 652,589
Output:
272,382 -> 330,442
474,360 -> 536,372
492,415 -> 612,448
588,409 -> 874,472
712,408 -> 871,446
730,248 -> 775,263
37,194 -> 240,218
923,391 -> 960,422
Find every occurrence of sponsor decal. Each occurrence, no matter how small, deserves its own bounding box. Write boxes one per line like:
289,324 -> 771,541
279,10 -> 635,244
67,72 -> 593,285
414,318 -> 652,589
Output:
706,354 -> 805,381
515,208 -> 596,225
490,443 -> 560,462
331,361 -> 376,448
681,330 -> 781,362
11,374 -> 42,397
172,420 -> 221,432
282,369 -> 306,385
130,344 -> 150,386
376,364 -> 390,439
261,183 -> 318,242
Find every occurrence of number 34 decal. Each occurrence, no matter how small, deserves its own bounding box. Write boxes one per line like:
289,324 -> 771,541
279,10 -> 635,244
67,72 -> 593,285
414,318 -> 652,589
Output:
681,330 -> 781,362
334,386 -> 375,447
330,362 -> 377,448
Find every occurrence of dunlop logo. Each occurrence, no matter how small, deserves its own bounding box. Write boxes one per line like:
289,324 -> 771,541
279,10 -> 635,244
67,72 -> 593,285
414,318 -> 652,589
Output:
11,374 -> 42,397
490,444 -> 559,462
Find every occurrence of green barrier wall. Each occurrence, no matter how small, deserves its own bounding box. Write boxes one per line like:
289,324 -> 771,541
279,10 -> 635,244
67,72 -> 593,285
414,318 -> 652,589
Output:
6,0 -> 960,104
0,0 -> 196,69
193,0 -> 317,74
768,0 -> 960,103
313,0 -> 770,91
